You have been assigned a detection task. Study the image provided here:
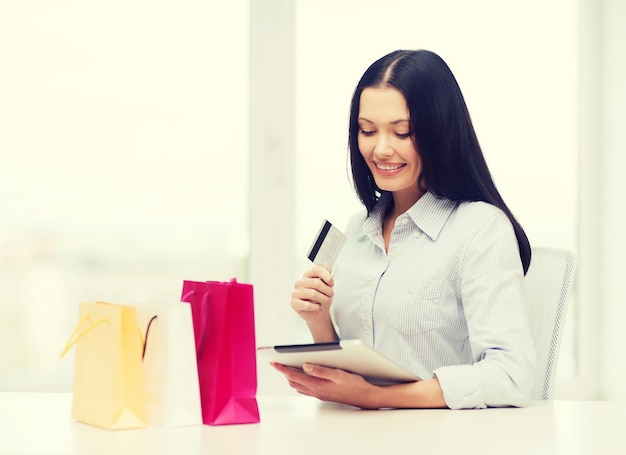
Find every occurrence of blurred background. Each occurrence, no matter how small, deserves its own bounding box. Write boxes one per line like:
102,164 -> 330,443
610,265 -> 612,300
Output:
0,0 -> 623,399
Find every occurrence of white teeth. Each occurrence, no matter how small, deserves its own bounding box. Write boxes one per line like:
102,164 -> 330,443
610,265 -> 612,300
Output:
376,163 -> 405,171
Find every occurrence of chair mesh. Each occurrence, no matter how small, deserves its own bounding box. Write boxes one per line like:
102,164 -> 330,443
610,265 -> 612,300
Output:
535,249 -> 576,400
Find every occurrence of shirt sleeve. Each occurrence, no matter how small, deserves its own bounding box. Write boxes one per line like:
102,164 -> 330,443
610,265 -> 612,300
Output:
433,211 -> 536,409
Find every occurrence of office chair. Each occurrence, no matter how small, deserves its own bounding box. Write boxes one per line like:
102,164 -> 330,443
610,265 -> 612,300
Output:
523,247 -> 577,400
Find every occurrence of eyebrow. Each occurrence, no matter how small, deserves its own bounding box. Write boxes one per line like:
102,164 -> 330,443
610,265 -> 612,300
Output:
358,117 -> 410,125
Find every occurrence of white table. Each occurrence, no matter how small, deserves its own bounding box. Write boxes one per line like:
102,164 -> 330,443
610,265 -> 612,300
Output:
1,393 -> 624,455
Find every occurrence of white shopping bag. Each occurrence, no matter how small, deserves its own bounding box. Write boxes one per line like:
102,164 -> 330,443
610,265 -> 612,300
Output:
132,301 -> 202,427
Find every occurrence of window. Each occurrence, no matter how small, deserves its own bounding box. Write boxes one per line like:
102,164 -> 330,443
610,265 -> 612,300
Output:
0,1 -> 249,391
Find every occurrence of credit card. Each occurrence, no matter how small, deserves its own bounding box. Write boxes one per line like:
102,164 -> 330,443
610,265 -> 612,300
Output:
307,219 -> 347,271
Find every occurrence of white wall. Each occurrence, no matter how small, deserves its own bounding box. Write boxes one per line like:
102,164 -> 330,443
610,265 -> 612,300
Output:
597,0 -> 626,400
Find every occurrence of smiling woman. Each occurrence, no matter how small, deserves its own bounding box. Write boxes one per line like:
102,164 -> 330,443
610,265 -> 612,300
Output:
277,49 -> 536,410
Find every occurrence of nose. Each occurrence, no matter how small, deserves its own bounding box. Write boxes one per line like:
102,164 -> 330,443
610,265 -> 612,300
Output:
373,134 -> 393,158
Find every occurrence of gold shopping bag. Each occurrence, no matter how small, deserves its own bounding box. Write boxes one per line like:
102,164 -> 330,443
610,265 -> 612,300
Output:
60,301 -> 147,430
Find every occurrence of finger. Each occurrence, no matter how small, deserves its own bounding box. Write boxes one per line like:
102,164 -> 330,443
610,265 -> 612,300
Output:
286,378 -> 314,397
271,363 -> 314,395
291,298 -> 322,312
272,362 -> 316,385
302,363 -> 340,381
302,266 -> 335,287
294,276 -> 334,298
270,362 -> 305,377
291,287 -> 333,308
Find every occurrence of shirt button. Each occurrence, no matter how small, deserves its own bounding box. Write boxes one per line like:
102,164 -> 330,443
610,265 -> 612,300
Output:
414,231 -> 421,238
389,252 -> 395,258
401,218 -> 408,225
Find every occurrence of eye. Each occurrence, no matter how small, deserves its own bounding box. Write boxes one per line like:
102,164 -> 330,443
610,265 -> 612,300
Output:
359,128 -> 376,136
395,132 -> 412,139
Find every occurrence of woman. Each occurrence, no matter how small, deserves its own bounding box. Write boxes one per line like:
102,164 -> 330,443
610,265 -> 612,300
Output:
272,50 -> 536,410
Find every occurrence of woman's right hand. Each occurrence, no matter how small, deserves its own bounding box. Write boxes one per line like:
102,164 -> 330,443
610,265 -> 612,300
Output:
290,265 -> 335,326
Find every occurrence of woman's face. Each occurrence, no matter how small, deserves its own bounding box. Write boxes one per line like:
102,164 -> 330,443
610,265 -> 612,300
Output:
357,86 -> 423,206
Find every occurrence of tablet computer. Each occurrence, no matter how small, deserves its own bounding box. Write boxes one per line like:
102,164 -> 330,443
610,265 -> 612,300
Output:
257,339 -> 420,385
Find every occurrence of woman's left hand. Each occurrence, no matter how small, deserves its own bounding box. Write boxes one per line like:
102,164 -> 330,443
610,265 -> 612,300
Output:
271,362 -> 382,409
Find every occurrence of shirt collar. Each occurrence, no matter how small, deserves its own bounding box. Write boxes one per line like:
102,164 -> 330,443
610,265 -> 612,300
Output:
361,191 -> 457,242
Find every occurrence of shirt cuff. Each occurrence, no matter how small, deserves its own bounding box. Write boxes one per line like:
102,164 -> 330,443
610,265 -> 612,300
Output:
434,364 -> 487,410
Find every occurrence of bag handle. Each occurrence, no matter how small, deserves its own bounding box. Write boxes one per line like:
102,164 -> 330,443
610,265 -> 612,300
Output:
191,279 -> 237,354
182,289 -> 211,355
141,315 -> 158,360
59,314 -> 108,358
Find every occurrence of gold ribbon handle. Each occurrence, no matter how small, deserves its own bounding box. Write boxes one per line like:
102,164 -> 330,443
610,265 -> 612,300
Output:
60,314 -> 108,358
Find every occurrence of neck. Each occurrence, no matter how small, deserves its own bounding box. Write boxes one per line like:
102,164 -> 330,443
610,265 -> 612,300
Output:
390,188 -> 424,217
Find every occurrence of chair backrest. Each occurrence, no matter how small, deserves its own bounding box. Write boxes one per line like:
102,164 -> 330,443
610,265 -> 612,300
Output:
523,247 -> 576,400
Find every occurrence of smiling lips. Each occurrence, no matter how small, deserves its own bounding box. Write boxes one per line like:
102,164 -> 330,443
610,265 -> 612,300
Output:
374,162 -> 407,176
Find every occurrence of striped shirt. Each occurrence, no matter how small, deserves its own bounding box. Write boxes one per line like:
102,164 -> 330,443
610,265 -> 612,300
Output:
332,191 -> 536,409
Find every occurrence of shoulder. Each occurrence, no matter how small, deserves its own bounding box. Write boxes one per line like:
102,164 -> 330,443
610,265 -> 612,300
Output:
456,199 -> 505,218
452,200 -> 513,234
344,208 -> 368,235
439,200 -> 518,261
451,201 -> 521,271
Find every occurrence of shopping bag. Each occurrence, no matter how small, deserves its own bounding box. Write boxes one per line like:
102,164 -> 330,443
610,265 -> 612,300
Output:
60,301 -> 147,430
130,301 -> 202,426
181,278 -> 260,425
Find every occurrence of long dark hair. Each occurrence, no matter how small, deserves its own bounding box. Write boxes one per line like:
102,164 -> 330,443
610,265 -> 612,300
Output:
348,50 -> 531,274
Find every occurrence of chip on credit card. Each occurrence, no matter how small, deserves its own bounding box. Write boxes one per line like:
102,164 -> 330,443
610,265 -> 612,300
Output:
307,220 -> 347,271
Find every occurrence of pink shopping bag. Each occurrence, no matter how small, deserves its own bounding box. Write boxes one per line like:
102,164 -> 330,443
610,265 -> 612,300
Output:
181,279 -> 260,425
